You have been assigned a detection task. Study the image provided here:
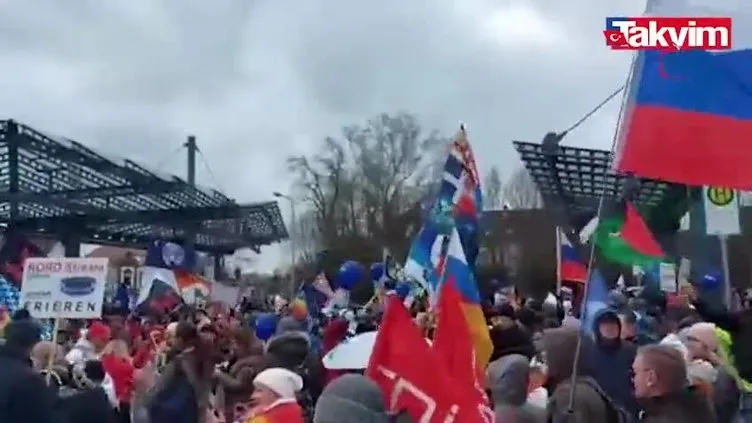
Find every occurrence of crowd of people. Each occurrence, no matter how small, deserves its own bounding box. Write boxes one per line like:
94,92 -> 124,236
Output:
0,281 -> 750,423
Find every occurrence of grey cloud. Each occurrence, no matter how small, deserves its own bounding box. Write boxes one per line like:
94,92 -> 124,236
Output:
0,0 -> 645,270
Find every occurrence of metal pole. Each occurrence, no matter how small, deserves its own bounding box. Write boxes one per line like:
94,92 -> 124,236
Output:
184,135 -> 198,251
555,227 -> 562,294
289,197 -> 297,300
720,234 -> 731,309
185,135 -> 196,187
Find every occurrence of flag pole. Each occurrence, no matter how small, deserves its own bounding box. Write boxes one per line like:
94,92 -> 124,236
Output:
565,190 -> 607,415
555,227 -> 562,294
565,33 -> 638,414
720,234 -> 731,309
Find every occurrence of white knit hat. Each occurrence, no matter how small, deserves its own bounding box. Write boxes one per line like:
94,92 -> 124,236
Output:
253,367 -> 304,399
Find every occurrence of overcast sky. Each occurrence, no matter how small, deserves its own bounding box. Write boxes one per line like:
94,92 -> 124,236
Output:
0,0 -> 644,273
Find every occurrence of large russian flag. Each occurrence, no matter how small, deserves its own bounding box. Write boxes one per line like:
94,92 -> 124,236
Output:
615,0 -> 752,189
437,226 -> 492,371
557,228 -> 588,284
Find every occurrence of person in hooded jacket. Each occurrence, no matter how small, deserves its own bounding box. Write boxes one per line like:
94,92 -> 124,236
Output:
542,326 -> 612,423
632,343 -> 716,423
0,319 -> 58,423
313,374 -> 413,423
486,354 -> 545,423
584,309 -> 639,419
265,316 -> 325,419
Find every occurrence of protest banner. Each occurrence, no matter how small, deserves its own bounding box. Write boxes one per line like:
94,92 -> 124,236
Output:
19,257 -> 108,319
18,257 -> 108,384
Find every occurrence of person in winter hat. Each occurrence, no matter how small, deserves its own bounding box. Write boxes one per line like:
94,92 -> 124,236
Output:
486,354 -> 544,423
266,317 -> 325,410
0,319 -> 58,423
313,374 -> 413,423
543,327 -> 612,423
240,367 -> 304,422
584,309 -> 639,418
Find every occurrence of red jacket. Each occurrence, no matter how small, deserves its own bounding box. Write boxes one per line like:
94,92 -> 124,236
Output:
245,400 -> 304,423
131,344 -> 153,369
101,354 -> 135,404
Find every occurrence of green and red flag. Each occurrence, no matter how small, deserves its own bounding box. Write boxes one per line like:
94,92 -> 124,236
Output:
592,201 -> 665,267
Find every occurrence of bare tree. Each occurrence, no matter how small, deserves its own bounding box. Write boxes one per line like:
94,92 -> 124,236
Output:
287,112 -> 445,270
502,167 -> 543,209
483,165 -> 504,210
288,209 -> 323,267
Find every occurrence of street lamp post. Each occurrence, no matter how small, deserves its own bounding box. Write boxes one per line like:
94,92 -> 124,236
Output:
274,192 -> 297,300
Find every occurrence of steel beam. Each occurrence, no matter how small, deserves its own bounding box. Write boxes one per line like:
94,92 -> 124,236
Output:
1,120 -> 289,254
0,182 -> 185,202
10,203 -> 245,225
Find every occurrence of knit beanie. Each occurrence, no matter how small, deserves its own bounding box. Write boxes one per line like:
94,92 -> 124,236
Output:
253,367 -> 304,399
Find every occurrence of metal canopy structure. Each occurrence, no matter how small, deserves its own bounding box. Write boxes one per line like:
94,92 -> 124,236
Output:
0,119 -> 288,254
513,140 -> 680,215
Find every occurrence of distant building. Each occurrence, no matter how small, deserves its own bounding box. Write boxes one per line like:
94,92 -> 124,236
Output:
85,246 -> 145,300
480,209 -> 556,285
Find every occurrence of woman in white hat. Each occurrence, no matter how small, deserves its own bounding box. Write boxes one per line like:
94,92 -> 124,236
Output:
239,367 -> 304,423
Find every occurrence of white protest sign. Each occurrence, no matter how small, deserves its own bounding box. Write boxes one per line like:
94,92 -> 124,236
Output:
20,257 -> 108,319
678,257 -> 691,283
659,262 -> 677,293
703,186 -> 740,235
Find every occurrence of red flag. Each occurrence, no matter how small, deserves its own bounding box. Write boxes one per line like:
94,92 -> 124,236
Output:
366,296 -> 491,423
433,279 -> 488,407
622,202 -> 665,258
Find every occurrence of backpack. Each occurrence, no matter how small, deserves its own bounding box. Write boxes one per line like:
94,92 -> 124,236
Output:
578,379 -> 632,423
549,378 -> 632,423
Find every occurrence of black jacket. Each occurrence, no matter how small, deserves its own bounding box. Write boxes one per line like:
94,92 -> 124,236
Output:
146,350 -> 205,423
0,344 -> 59,423
638,388 -> 716,423
693,299 -> 752,382
59,387 -> 117,423
585,311 -> 639,419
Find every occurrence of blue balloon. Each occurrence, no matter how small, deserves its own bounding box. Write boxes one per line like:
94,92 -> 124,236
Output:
336,260 -> 364,290
395,281 -> 412,299
370,262 -> 384,282
255,313 -> 278,341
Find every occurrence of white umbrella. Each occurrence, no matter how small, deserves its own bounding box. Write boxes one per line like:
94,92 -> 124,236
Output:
322,331 -> 433,370
322,331 -> 378,370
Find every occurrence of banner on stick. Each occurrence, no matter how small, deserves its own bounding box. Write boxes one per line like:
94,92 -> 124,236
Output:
20,257 -> 108,319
